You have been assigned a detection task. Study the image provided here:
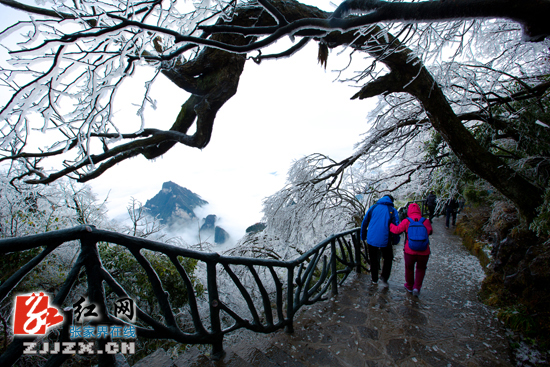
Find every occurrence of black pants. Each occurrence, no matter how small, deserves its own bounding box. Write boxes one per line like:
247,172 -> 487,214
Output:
446,208 -> 457,227
368,244 -> 393,282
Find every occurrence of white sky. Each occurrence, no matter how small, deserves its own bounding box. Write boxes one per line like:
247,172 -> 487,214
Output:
0,0 -> 377,242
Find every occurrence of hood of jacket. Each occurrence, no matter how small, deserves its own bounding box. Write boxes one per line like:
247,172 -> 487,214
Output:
407,202 -> 422,219
376,195 -> 394,206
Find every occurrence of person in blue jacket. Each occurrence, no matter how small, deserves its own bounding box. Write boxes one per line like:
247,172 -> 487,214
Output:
360,195 -> 400,287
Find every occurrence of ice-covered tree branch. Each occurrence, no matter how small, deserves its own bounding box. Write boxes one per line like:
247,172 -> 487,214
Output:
328,0 -> 550,42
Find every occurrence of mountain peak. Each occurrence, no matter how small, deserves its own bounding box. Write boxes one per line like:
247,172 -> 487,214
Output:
161,181 -> 179,191
144,182 -> 208,224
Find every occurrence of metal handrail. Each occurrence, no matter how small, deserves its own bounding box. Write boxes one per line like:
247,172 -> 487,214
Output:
0,225 -> 369,366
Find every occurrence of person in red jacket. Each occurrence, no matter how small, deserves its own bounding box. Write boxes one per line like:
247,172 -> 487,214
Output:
389,202 -> 433,297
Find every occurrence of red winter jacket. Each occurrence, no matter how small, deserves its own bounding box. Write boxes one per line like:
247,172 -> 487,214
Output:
390,202 -> 433,255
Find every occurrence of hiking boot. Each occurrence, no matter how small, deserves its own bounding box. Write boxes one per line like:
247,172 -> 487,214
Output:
404,285 -> 413,293
412,289 -> 420,297
379,277 -> 389,288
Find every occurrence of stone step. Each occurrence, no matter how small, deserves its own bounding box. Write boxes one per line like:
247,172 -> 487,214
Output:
131,348 -> 175,367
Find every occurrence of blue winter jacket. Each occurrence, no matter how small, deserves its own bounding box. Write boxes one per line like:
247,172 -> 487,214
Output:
360,196 -> 400,247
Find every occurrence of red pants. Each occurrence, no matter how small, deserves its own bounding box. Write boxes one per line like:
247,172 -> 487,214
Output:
404,253 -> 429,291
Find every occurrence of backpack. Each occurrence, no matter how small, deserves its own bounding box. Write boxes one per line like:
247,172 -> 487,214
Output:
406,217 -> 429,251
426,194 -> 436,207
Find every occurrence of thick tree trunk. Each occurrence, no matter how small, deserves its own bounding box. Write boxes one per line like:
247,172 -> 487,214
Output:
322,10 -> 544,221
141,1 -> 326,159
405,64 -> 543,222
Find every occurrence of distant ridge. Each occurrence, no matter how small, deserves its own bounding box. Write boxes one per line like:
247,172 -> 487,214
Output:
246,222 -> 266,234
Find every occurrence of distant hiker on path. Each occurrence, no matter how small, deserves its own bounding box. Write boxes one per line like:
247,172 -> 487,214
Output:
425,191 -> 437,222
458,196 -> 466,214
390,202 -> 433,297
445,196 -> 459,228
360,195 -> 400,288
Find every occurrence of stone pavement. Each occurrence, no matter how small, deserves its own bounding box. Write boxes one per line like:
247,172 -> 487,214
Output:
137,216 -> 513,367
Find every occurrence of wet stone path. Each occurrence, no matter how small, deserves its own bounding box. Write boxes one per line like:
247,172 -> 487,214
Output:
149,216 -> 513,367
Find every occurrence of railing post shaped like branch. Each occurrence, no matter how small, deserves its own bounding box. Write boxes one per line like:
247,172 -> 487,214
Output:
352,230 -> 362,274
285,265 -> 294,334
206,260 -> 224,360
80,236 -> 118,367
331,239 -> 338,296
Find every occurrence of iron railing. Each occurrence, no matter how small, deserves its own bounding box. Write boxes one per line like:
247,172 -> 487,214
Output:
0,225 -> 369,366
